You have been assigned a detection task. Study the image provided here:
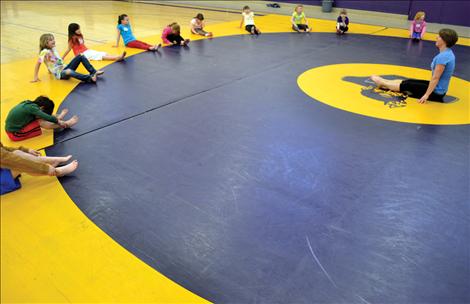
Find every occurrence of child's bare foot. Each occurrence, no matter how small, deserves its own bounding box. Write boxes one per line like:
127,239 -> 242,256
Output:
63,115 -> 79,128
117,51 -> 127,61
55,160 -> 79,177
96,70 -> 105,76
44,155 -> 73,167
57,108 -> 69,120
150,43 -> 161,51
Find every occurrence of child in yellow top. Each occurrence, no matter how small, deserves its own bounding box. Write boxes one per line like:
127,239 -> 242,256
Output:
292,5 -> 310,32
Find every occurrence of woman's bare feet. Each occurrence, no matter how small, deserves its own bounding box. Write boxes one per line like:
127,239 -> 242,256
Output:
55,160 -> 79,177
370,75 -> 384,87
42,155 -> 73,167
57,108 -> 69,120
63,115 -> 79,128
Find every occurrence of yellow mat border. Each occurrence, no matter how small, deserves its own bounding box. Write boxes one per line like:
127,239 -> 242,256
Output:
1,14 -> 468,303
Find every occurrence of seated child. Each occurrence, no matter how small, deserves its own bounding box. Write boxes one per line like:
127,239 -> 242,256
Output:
162,23 -> 190,46
191,13 -> 213,37
64,23 -> 126,61
115,14 -> 161,51
240,6 -> 261,35
32,33 -> 103,83
5,96 -> 78,141
410,11 -> 427,40
1,142 -> 78,194
336,9 -> 349,34
292,5 -> 310,32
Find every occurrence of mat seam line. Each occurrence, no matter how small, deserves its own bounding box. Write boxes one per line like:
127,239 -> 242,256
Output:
52,37 -> 328,146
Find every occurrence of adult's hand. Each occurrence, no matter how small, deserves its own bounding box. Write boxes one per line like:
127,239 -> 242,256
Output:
418,94 -> 429,104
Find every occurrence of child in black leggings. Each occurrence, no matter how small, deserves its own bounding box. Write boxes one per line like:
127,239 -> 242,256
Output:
240,6 -> 261,35
163,23 -> 190,46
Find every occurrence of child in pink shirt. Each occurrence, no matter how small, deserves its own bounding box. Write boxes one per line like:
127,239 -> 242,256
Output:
162,23 -> 189,46
410,11 -> 427,40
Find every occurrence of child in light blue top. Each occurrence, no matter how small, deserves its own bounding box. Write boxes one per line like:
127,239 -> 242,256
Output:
117,23 -> 136,45
114,14 -> 161,51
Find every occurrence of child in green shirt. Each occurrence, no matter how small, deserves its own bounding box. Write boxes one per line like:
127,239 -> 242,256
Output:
292,5 -> 310,32
5,96 -> 78,141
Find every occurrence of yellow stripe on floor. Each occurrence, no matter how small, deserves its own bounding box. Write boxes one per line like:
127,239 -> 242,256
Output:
1,13 -> 468,303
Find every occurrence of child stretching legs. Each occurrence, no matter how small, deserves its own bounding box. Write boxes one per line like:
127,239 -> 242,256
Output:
191,14 -> 213,37
292,5 -> 310,32
240,6 -> 261,35
1,143 -> 78,178
32,34 -> 102,83
5,96 -> 78,141
409,11 -> 427,40
64,23 -> 126,61
162,23 -> 190,46
115,14 -> 161,51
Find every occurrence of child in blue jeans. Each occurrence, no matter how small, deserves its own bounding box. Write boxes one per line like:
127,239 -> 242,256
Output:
32,33 -> 103,83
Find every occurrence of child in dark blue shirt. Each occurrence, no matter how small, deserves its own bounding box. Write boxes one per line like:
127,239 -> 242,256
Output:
336,9 -> 349,35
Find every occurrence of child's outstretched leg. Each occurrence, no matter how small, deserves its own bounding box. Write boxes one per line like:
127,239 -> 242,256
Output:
55,160 -> 79,177
56,108 -> 69,120
61,55 -> 100,82
65,54 -> 102,76
38,115 -> 79,130
149,43 -> 162,51
127,40 -> 160,51
41,155 -> 73,167
61,115 -> 79,128
103,51 -> 127,61
4,150 -> 78,177
12,150 -> 72,168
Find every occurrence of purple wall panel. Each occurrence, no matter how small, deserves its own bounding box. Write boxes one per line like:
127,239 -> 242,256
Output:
271,0 -> 408,14
409,1 -> 470,27
334,0 -> 409,15
272,0 -> 470,28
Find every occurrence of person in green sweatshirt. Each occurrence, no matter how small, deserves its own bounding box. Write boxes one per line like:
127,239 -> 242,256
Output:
5,96 -> 78,141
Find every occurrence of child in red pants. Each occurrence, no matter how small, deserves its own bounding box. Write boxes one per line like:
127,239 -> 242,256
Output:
115,14 -> 161,51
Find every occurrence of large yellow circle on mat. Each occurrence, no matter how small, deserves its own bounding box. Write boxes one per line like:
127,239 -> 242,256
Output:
297,63 -> 470,125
